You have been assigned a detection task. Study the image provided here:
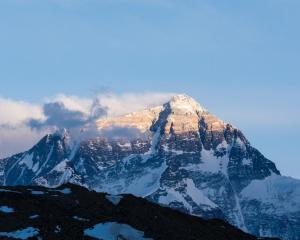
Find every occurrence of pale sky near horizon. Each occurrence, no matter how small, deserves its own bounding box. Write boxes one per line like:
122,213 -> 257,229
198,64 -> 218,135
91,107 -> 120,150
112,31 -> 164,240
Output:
0,0 -> 299,178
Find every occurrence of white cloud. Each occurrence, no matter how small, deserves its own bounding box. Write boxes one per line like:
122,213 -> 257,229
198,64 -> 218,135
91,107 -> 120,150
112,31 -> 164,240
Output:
0,92 -> 175,158
0,97 -> 46,158
0,97 -> 44,126
0,126 -> 47,159
97,92 -> 176,117
48,92 -> 176,118
51,94 -> 93,116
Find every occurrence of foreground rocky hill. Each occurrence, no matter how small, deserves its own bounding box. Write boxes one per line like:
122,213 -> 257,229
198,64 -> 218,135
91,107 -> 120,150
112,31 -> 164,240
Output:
1,94 -> 299,239
0,183 -> 277,240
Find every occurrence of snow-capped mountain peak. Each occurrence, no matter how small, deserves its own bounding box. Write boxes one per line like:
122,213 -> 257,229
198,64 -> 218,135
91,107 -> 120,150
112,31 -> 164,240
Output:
97,94 -> 213,135
0,95 -> 299,240
164,94 -> 207,114
166,94 -> 208,115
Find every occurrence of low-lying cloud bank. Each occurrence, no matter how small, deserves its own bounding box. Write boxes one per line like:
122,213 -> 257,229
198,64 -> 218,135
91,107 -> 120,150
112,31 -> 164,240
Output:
0,92 -> 175,158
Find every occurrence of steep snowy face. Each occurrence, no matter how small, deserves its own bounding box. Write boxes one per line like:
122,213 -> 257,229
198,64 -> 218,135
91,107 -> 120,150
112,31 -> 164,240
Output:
241,174 -> 300,214
0,94 -> 299,240
2,131 -> 73,186
240,175 -> 300,239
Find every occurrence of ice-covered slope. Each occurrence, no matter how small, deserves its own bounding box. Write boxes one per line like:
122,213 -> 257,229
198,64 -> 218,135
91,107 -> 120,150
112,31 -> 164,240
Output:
1,94 -> 299,240
240,174 -> 300,238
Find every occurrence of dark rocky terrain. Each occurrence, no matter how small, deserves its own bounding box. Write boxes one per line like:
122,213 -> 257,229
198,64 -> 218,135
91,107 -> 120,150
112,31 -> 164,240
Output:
0,183 -> 279,240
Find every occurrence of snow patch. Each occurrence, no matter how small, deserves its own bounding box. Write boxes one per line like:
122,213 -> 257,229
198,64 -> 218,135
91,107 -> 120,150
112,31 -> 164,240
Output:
31,190 -> 45,195
73,216 -> 89,222
54,225 -> 61,233
50,161 -> 74,186
0,227 -> 39,239
185,179 -> 218,209
55,188 -> 72,194
117,142 -> 131,148
96,160 -> 167,198
106,194 -> 123,205
159,188 -> 192,211
158,179 -> 218,213
0,189 -> 20,193
232,187 -> 247,232
84,222 -> 152,240
32,162 -> 39,172
0,206 -> 14,213
242,158 -> 252,166
52,159 -> 69,172
35,145 -> 54,176
141,127 -> 161,163
181,145 -> 229,177
18,153 -> 34,170
162,144 -> 195,155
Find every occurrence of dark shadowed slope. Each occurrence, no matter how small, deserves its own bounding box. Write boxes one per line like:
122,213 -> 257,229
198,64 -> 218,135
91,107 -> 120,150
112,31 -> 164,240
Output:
0,183 -> 278,240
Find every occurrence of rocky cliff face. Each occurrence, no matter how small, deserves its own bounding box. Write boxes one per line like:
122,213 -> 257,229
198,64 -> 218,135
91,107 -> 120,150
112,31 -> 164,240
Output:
1,94 -> 299,240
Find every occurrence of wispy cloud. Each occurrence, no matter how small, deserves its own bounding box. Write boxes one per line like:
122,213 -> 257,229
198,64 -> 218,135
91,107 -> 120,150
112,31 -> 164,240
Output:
96,92 -> 175,117
0,92 -> 174,158
0,97 -> 44,126
27,100 -> 107,130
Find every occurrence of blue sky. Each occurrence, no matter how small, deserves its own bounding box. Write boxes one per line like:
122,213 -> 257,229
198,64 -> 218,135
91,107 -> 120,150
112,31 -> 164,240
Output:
0,0 -> 299,178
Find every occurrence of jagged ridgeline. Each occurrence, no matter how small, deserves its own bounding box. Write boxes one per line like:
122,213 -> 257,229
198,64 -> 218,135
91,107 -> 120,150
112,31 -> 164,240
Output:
1,94 -> 300,240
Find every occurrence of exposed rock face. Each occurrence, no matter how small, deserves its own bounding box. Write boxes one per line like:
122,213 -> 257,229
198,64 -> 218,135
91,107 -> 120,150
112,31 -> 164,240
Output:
1,94 -> 299,240
0,183 -> 272,240
97,106 -> 163,134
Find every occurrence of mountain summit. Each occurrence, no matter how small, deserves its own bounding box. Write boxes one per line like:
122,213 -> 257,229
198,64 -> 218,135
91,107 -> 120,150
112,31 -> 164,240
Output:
166,94 -> 207,114
97,94 -> 220,136
0,94 -> 299,240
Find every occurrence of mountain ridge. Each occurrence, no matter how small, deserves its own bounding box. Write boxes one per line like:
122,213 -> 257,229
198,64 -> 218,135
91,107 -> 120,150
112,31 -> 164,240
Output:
0,94 -> 299,240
